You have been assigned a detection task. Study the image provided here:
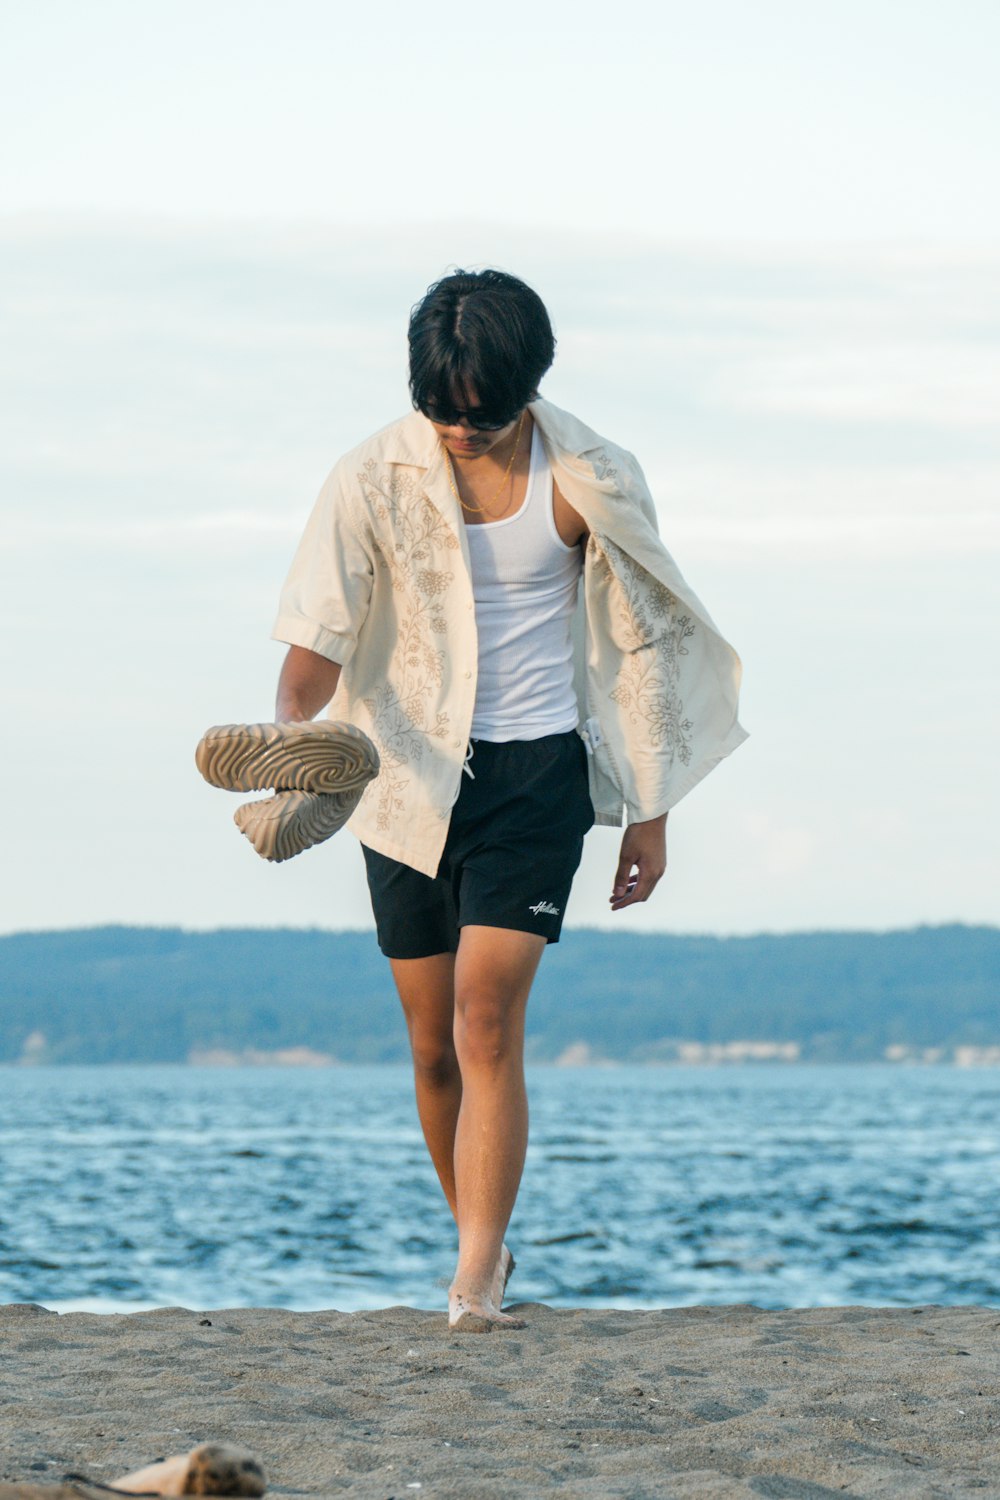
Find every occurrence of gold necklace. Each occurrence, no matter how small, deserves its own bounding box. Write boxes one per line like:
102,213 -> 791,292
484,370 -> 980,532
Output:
444,410 -> 526,520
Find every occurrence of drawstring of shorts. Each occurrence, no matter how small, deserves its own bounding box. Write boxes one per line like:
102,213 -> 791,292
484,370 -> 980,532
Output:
462,741 -> 476,779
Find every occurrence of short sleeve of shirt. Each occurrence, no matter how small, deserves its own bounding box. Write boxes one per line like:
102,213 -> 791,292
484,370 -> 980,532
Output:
271,464 -> 373,667
621,450 -> 661,536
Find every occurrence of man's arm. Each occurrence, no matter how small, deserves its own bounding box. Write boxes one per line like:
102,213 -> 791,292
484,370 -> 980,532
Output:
275,645 -> 342,722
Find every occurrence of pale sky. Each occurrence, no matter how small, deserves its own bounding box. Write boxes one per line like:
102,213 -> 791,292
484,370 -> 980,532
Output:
2,3 -> 997,937
3,0 -> 999,240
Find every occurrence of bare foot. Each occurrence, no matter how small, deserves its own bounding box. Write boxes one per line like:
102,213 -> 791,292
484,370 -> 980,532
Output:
488,1241 -> 516,1310
111,1443 -> 266,1496
448,1288 -> 526,1332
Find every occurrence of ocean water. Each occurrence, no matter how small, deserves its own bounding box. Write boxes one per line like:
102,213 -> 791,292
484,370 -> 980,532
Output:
1,1064 -> 997,1313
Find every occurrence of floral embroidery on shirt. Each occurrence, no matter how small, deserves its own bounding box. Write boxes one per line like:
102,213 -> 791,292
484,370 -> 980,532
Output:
591,536 -> 686,649
591,533 -> 696,766
611,655 -> 695,764
358,461 -> 460,570
360,682 -> 450,831
356,462 -> 457,828
589,449 -> 620,484
416,567 -> 451,598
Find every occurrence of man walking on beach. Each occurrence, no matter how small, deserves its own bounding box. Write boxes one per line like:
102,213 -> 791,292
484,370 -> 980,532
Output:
271,269 -> 746,1329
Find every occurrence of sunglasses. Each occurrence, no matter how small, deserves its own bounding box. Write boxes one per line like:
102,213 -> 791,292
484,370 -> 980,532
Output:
420,403 -> 520,432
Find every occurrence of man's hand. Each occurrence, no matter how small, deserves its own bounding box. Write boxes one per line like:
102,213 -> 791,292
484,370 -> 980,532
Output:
610,812 -> 668,911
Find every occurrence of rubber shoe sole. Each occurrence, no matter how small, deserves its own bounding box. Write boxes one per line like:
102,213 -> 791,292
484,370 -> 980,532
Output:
195,719 -> 379,794
195,721 -> 379,862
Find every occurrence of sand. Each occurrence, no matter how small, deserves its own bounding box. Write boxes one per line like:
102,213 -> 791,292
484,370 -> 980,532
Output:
1,1300 -> 997,1498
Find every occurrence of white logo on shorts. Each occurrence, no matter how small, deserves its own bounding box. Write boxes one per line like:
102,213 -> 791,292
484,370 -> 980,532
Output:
529,900 -> 560,917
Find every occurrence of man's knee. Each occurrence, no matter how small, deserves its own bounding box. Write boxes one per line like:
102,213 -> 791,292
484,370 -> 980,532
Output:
454,989 -> 521,1069
409,1027 -> 460,1087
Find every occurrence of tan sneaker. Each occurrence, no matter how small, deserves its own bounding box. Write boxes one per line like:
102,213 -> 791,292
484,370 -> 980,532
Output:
195,721 -> 379,862
195,720 -> 378,794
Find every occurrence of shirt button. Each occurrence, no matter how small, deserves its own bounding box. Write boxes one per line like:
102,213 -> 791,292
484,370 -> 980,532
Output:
452,738 -> 461,748
463,670 -> 471,679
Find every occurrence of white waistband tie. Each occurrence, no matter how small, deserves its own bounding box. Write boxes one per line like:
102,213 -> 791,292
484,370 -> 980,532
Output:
462,741 -> 476,779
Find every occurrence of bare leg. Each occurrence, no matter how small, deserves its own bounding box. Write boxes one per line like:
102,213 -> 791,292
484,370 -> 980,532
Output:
449,924 -> 545,1330
390,952 -> 462,1216
389,951 -> 515,1307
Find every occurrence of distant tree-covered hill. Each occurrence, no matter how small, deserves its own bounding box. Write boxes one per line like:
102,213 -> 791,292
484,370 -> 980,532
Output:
1,924 -> 997,1065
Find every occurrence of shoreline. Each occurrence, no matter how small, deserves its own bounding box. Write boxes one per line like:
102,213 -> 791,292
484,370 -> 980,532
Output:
2,1301 -> 996,1497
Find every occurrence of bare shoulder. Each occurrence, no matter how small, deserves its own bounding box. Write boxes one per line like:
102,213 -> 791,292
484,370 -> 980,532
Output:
552,475 -> 589,548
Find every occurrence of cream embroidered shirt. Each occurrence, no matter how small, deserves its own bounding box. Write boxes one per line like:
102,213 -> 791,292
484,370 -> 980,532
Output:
272,399 -> 748,877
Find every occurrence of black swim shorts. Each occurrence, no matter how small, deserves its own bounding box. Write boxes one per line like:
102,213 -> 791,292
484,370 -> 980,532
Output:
361,729 -> 595,958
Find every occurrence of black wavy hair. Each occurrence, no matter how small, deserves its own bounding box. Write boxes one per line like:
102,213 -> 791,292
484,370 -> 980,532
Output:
408,268 -> 556,426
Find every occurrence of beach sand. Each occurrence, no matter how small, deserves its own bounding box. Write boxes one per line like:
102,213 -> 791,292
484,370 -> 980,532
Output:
1,1300 -> 996,1498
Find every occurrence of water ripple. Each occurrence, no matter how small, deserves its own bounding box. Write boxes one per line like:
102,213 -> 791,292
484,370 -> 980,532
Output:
0,1063 -> 998,1311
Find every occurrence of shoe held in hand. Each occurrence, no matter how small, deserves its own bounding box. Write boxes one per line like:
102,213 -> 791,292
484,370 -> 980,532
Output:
195,720 -> 380,862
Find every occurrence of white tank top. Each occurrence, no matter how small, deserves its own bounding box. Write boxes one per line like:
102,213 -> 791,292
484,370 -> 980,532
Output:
467,422 -> 583,741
